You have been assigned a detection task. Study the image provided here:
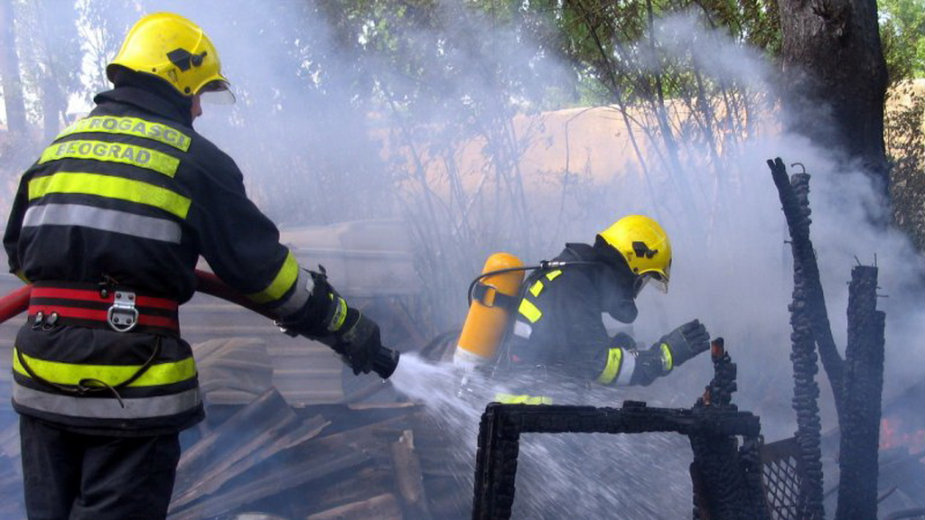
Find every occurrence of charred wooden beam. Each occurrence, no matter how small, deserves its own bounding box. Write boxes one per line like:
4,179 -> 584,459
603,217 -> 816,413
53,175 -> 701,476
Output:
471,401 -> 762,520
768,157 -> 845,412
690,340 -> 770,520
835,265 -> 886,520
768,157 -> 831,519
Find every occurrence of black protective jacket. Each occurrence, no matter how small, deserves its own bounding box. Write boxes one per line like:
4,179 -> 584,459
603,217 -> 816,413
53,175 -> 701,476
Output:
502,241 -> 641,384
4,80 -> 315,434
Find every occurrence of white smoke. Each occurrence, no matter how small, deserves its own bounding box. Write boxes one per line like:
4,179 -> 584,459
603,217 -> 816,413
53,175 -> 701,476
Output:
3,2 -> 923,518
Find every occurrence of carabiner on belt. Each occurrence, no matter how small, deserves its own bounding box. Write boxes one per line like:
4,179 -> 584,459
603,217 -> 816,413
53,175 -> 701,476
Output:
107,291 -> 139,332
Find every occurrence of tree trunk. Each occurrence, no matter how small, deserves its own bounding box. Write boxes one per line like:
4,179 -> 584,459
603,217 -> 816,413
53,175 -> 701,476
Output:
0,0 -> 27,136
777,0 -> 889,194
36,0 -> 79,140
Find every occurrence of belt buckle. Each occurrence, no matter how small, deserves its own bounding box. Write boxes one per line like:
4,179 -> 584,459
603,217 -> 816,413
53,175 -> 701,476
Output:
107,291 -> 139,332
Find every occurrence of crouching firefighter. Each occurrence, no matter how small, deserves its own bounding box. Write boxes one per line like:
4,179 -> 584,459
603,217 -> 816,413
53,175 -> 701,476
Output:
455,215 -> 710,404
3,12 -> 397,520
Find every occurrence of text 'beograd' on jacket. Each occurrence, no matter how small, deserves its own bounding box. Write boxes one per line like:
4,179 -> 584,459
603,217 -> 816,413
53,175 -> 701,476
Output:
3,81 -> 315,435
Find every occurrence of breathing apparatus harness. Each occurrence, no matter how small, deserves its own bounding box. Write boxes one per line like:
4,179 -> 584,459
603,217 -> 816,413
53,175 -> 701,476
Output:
464,258 -> 602,375
466,259 -> 600,307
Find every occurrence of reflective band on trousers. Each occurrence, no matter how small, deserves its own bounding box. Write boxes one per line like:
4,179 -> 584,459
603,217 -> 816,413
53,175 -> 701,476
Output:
596,347 -> 623,385
13,347 -> 197,388
28,172 -> 191,219
247,250 -> 300,305
23,203 -> 182,243
13,384 -> 201,419
493,392 -> 553,405
39,139 -> 180,177
58,116 -> 192,151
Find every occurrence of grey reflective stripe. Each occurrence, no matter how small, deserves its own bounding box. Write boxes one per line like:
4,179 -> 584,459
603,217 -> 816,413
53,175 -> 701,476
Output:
13,383 -> 201,419
513,320 -> 532,339
274,268 -> 313,317
616,350 -> 636,386
22,203 -> 182,244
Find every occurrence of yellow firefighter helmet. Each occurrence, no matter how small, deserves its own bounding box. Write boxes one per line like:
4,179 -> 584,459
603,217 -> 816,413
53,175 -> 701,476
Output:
107,12 -> 231,100
598,215 -> 671,293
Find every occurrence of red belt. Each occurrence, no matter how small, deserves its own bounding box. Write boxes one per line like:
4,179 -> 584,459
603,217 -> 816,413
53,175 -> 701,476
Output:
28,283 -> 180,335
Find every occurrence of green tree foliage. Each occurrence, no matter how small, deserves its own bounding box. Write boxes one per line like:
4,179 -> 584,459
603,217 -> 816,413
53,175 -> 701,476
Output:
879,0 -> 925,82
514,0 -> 780,105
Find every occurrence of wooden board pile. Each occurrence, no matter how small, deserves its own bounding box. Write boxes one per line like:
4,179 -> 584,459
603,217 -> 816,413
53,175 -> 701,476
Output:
166,386 -> 469,520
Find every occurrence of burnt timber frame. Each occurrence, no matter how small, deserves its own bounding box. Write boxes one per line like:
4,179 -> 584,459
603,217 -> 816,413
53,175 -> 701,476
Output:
471,401 -> 764,520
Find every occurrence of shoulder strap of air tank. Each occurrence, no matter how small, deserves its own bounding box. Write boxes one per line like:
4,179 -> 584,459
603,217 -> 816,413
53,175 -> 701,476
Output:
471,282 -> 521,312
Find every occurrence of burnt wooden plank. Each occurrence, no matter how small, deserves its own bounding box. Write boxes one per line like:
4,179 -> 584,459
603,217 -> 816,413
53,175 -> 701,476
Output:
390,429 -> 432,519
305,493 -> 403,520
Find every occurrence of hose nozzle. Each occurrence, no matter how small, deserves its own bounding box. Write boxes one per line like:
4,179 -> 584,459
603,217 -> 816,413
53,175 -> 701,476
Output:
371,346 -> 400,379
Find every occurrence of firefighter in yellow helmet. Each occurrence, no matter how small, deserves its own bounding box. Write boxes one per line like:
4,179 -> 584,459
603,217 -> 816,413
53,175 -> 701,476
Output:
4,12 -> 396,519
494,215 -> 710,403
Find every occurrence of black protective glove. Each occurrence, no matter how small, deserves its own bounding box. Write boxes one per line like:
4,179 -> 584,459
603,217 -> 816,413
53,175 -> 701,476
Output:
628,319 -> 709,386
656,319 -> 710,371
278,269 -> 399,378
330,307 -> 386,376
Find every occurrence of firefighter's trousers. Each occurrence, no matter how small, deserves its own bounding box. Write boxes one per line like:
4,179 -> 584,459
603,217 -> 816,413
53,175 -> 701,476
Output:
19,415 -> 181,520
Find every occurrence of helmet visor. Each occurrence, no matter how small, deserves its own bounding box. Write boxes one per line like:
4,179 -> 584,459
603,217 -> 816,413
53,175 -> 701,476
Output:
199,79 -> 235,105
633,272 -> 668,297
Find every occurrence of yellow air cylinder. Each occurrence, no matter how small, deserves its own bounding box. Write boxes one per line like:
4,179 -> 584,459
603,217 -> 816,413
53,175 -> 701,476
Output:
454,252 -> 525,368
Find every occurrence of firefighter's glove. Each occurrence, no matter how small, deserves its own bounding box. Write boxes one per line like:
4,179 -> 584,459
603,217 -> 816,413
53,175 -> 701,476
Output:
331,309 -> 399,379
276,270 -> 398,378
654,319 -> 710,373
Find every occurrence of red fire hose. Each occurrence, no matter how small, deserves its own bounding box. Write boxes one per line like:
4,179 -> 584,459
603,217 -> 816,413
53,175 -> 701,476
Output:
0,270 -> 400,378
0,270 -> 269,324
0,284 -> 31,324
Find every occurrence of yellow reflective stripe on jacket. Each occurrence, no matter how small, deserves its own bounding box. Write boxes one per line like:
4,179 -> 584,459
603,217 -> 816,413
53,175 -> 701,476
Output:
528,269 -> 563,298
58,116 -> 192,151
518,298 -> 542,323
494,392 -> 553,405
596,347 -> 623,385
248,251 -> 299,305
28,172 -> 191,219
13,348 -> 197,387
39,139 -> 180,177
